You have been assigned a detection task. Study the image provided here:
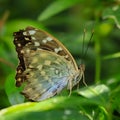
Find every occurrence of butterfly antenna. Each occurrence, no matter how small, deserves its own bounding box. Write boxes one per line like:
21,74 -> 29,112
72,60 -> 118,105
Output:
81,28 -> 86,64
80,28 -> 94,87
83,29 -> 94,59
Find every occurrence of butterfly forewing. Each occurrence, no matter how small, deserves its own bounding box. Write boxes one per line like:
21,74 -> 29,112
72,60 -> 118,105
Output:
25,27 -> 78,68
13,26 -> 83,101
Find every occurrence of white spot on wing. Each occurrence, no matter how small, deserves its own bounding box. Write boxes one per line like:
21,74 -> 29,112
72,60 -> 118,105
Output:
17,43 -> 21,47
23,32 -> 27,35
34,41 -> 40,46
17,69 -> 22,73
37,48 -> 42,50
42,37 -> 52,43
26,49 -> 30,53
29,65 -> 34,68
25,37 -> 29,40
37,65 -> 42,70
65,55 -> 69,58
31,36 -> 36,40
54,47 -> 62,53
20,50 -> 24,54
41,71 -> 46,76
42,39 -> 47,43
28,30 -> 36,35
44,60 -> 51,65
17,78 -> 21,81
46,37 -> 53,41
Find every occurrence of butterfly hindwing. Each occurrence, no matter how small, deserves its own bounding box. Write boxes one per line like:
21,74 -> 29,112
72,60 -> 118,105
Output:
21,49 -> 76,101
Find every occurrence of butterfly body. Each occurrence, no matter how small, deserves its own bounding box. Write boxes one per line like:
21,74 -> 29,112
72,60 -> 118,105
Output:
13,26 -> 84,101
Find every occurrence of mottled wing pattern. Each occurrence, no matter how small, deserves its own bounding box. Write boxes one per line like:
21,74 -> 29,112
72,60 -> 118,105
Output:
13,26 -> 78,87
21,49 -> 76,101
13,26 -> 83,101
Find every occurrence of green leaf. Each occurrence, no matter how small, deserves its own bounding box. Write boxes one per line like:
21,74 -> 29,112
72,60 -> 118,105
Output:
1,84 -> 110,120
102,6 -> 120,29
102,52 -> 120,60
5,73 -> 25,105
38,0 -> 83,21
78,84 -> 110,105
0,97 -> 92,120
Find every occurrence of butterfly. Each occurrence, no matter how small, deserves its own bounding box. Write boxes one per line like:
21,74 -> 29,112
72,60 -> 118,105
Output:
13,26 -> 85,101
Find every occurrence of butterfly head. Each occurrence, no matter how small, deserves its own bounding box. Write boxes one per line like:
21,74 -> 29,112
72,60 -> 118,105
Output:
79,64 -> 85,73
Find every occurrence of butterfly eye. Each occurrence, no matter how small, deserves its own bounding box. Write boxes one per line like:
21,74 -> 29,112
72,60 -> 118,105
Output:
79,64 -> 85,72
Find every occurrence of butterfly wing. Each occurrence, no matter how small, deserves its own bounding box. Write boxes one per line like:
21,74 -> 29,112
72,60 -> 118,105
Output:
25,26 -> 78,68
13,27 -> 78,87
13,27 -> 82,101
21,49 -> 76,101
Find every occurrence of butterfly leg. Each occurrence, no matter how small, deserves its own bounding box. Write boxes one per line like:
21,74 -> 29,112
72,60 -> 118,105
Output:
67,77 -> 73,97
82,71 -> 87,86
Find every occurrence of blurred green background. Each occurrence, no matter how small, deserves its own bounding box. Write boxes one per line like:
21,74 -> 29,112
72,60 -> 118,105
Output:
0,0 -> 120,120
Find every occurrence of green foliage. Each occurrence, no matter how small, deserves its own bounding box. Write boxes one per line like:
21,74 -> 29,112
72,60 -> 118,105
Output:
0,84 -> 110,120
102,6 -> 120,29
5,73 -> 24,105
0,0 -> 120,120
38,0 -> 84,21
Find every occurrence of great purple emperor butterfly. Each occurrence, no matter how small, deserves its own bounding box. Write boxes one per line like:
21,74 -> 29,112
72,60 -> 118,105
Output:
13,26 -> 85,101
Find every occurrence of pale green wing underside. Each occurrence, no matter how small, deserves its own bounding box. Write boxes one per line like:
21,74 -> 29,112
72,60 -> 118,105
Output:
22,49 -> 77,101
